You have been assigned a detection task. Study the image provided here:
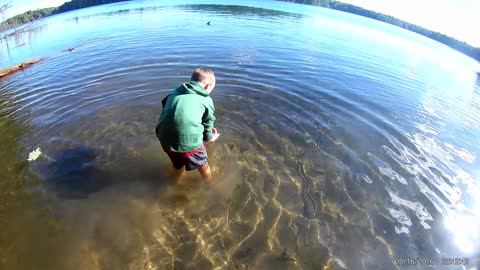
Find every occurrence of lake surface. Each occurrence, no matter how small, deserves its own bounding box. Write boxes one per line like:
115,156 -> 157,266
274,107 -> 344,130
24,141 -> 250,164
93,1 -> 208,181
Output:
1,0 -> 479,269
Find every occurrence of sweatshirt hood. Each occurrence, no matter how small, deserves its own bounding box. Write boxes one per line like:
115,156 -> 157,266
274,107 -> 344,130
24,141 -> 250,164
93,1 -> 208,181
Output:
178,81 -> 209,97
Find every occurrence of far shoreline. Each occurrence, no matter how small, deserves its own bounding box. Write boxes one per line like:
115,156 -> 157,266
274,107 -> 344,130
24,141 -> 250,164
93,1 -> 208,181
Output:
1,0 -> 479,63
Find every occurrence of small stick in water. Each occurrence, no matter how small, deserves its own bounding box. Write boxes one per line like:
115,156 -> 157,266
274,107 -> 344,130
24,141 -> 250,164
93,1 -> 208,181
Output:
280,248 -> 296,262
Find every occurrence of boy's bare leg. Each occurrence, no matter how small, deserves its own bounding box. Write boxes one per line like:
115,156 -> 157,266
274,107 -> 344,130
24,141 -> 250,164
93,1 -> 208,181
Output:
173,165 -> 185,178
198,162 -> 212,183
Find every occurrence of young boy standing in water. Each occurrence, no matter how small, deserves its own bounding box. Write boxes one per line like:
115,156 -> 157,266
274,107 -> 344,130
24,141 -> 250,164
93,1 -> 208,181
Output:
155,67 -> 220,183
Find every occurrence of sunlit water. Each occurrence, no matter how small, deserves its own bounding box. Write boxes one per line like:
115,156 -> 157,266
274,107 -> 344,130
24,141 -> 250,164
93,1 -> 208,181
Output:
1,1 -> 480,269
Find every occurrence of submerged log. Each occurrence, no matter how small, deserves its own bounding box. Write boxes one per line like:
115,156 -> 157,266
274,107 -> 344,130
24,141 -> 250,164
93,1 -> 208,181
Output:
0,58 -> 45,79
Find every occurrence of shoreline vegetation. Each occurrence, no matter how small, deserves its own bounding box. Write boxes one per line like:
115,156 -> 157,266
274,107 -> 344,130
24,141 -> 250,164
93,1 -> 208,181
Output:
0,0 -> 479,63
0,0 -> 130,38
282,0 -> 480,62
0,0 -> 129,41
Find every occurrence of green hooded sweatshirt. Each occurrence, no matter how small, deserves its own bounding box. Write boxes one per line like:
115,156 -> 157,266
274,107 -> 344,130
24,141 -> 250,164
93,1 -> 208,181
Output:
155,81 -> 216,152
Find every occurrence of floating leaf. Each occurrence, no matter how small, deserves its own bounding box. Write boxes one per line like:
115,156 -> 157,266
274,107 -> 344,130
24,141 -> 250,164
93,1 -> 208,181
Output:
27,147 -> 42,162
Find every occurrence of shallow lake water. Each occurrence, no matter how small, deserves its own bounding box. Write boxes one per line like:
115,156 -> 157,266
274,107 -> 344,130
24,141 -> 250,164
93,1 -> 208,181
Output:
1,1 -> 479,269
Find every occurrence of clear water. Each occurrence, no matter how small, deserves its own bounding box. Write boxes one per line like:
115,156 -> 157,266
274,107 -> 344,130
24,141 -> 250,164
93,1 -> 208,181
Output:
1,1 -> 479,269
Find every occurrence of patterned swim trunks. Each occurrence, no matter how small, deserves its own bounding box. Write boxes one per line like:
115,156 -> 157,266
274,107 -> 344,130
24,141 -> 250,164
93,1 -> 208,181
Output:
164,146 -> 208,171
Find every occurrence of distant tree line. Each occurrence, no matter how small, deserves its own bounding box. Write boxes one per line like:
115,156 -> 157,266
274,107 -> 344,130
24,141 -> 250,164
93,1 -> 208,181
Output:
54,0 -> 130,13
0,7 -> 56,31
283,0 -> 480,62
0,0 -> 129,31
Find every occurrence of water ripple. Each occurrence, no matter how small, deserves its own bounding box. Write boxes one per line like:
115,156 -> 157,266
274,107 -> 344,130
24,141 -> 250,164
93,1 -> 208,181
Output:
0,1 -> 479,269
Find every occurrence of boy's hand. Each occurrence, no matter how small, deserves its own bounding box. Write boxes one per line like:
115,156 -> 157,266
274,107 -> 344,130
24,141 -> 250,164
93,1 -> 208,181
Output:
208,128 -> 220,143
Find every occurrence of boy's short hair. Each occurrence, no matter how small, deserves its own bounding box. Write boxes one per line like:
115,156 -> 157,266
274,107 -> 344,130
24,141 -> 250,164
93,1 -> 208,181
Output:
191,67 -> 215,84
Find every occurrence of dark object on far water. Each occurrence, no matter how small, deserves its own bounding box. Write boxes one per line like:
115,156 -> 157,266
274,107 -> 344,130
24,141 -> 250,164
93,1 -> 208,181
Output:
207,21 -> 211,26
67,48 -> 75,52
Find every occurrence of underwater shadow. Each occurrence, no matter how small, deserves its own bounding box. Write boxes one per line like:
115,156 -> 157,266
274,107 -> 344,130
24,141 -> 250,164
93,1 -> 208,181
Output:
38,136 -> 181,200
42,145 -> 112,199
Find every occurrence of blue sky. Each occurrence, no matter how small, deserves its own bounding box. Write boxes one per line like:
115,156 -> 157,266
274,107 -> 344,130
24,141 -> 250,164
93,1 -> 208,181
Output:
1,0 -> 479,47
